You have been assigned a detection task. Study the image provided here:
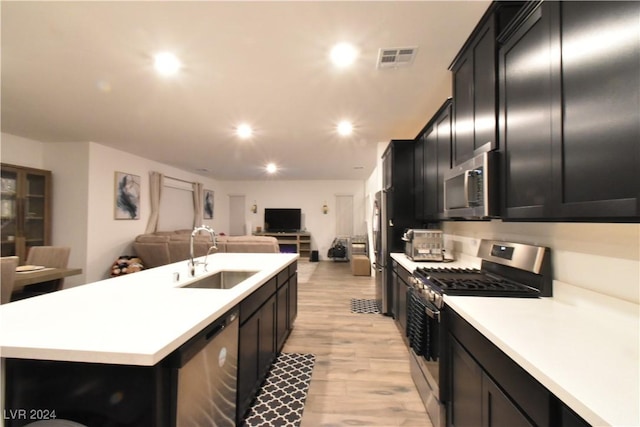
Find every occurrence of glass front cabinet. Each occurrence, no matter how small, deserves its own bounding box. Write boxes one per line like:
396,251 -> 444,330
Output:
1,163 -> 52,261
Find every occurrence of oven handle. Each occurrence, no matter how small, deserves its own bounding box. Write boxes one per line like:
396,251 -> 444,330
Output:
425,304 -> 440,322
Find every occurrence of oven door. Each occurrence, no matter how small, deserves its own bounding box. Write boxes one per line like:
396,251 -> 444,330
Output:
408,289 -> 445,427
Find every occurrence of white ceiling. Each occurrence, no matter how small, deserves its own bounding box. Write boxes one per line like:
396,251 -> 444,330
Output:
1,1 -> 490,181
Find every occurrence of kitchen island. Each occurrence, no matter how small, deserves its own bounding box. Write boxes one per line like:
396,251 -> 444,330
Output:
1,252 -> 298,426
391,252 -> 640,427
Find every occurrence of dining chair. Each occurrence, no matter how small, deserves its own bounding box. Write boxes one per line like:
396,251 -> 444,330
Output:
24,246 -> 71,292
1,256 -> 19,304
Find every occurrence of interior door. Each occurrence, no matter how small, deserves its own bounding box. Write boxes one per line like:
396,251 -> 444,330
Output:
228,194 -> 246,235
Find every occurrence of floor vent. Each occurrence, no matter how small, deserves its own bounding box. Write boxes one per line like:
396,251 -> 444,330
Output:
377,47 -> 418,68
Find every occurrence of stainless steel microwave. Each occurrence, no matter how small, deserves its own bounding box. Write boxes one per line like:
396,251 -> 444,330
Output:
443,151 -> 498,219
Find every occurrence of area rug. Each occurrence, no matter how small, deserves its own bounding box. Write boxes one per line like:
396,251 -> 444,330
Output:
350,298 -> 381,314
242,353 -> 316,427
296,261 -> 318,283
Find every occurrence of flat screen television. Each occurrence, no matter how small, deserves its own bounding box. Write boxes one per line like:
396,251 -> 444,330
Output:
264,208 -> 301,232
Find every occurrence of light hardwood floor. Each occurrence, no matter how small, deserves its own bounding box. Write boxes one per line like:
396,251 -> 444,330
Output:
282,261 -> 433,427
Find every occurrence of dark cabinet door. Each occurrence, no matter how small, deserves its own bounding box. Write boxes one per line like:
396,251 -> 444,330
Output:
449,336 -> 532,427
451,20 -> 497,167
420,99 -> 452,220
482,373 -> 533,427
499,3 -> 556,219
449,336 -> 483,427
553,1 -> 640,219
276,283 -> 288,352
452,53 -> 475,166
398,278 -> 408,335
237,313 -> 259,421
258,295 -> 276,380
414,135 -> 425,219
288,273 -> 298,329
423,125 -> 438,218
435,102 -> 453,216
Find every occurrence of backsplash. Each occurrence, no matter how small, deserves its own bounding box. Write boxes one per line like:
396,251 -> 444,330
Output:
442,220 -> 640,304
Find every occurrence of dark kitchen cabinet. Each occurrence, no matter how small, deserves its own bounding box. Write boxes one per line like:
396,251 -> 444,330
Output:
288,265 -> 298,330
276,261 -> 298,351
447,309 -> 551,427
422,99 -> 453,220
391,260 -> 410,335
414,136 -> 425,219
238,262 -> 297,423
449,3 -> 523,166
498,2 -> 555,218
499,1 -> 640,220
238,290 -> 276,422
554,1 -> 640,219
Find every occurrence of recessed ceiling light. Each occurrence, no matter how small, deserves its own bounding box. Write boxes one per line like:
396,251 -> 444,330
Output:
236,124 -> 253,139
330,42 -> 357,68
266,163 -> 277,174
337,120 -> 353,136
154,52 -> 181,76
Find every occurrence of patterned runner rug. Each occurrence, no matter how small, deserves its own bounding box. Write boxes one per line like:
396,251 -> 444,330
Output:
242,353 -> 316,427
350,298 -> 381,314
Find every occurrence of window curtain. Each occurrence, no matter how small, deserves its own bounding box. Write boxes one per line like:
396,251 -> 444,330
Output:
144,171 -> 164,233
193,182 -> 204,227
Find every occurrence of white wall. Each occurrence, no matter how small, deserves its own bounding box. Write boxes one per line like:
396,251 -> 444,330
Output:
0,133 -> 45,169
223,180 -> 366,260
1,134 -> 224,284
84,143 -> 223,282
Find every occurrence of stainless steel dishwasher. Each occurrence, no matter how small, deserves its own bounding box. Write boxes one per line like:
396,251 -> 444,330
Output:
171,309 -> 239,427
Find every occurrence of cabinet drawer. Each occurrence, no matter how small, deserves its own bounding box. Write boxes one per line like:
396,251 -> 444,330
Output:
288,261 -> 297,278
240,277 -> 277,324
277,268 -> 289,288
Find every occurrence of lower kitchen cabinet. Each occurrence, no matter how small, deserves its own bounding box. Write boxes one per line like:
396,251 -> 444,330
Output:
392,261 -> 410,335
238,262 -> 297,422
449,336 -> 533,427
446,309 -> 592,427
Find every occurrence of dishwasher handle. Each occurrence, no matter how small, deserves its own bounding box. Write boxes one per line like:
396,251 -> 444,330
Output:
172,310 -> 238,368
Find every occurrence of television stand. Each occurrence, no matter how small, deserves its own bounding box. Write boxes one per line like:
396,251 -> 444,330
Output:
254,231 -> 311,259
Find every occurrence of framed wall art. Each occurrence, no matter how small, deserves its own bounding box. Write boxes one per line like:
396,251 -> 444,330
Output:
114,172 -> 140,220
204,189 -> 214,219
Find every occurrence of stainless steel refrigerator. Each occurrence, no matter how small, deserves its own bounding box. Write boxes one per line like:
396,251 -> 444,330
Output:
373,191 -> 386,313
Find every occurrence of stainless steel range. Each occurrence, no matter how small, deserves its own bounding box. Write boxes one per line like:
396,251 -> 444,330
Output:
407,239 -> 552,427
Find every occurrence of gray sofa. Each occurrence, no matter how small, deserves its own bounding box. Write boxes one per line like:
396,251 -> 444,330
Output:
133,230 -> 280,269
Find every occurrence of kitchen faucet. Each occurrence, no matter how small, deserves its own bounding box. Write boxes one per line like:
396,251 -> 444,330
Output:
189,225 -> 217,277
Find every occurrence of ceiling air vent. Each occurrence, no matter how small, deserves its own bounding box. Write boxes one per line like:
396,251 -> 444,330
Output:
377,47 -> 418,69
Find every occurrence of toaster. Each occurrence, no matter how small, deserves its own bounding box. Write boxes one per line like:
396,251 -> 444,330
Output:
402,229 -> 444,262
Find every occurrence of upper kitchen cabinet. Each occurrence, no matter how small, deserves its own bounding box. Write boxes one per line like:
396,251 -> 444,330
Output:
499,1 -> 640,221
415,99 -> 453,221
1,163 -> 52,260
382,140 -> 416,248
449,2 -> 524,166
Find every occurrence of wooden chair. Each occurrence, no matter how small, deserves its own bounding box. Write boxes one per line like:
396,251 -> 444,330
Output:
1,256 -> 19,304
24,246 -> 71,292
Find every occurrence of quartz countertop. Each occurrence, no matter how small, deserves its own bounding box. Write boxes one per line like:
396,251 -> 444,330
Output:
0,253 -> 298,366
391,252 -> 640,427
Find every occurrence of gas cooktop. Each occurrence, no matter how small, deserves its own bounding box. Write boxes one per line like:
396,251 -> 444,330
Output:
413,266 -> 540,297
411,240 -> 552,301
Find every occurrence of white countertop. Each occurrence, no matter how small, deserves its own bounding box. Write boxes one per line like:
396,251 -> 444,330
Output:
391,252 -> 640,427
0,253 -> 297,366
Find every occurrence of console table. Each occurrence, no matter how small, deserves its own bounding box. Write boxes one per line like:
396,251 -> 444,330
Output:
254,232 -> 311,259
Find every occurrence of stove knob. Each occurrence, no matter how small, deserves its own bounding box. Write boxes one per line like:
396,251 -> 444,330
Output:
434,293 -> 443,308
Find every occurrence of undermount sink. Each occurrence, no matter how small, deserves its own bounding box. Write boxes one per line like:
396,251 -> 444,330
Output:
180,270 -> 259,290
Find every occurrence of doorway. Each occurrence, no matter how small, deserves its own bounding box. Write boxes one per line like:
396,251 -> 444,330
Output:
229,195 -> 246,236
